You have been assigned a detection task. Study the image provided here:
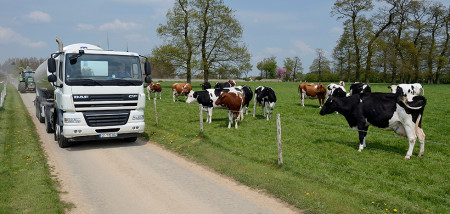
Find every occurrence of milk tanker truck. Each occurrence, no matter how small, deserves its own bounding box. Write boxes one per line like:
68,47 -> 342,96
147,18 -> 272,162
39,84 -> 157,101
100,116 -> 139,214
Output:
35,38 -> 152,148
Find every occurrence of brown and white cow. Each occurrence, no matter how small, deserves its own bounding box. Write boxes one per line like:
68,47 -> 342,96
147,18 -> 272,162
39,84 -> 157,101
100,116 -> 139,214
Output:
215,91 -> 245,129
147,83 -> 162,100
172,83 -> 192,102
298,83 -> 327,108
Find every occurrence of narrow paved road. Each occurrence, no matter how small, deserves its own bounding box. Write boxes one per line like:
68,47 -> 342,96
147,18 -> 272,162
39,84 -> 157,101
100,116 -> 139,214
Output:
19,92 -> 300,214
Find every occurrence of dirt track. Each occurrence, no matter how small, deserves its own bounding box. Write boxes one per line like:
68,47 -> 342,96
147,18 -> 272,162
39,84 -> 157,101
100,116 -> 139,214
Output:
19,92 -> 300,214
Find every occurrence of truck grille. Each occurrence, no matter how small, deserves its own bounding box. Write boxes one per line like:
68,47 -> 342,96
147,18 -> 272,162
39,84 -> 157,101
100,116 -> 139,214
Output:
83,110 -> 130,127
73,94 -> 139,111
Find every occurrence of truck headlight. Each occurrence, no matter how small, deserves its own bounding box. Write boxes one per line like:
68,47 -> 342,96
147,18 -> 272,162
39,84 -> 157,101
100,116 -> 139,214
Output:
132,115 -> 144,121
64,118 -> 81,123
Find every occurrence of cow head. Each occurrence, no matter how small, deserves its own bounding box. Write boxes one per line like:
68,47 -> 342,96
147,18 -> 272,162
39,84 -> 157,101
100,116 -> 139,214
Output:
215,93 -> 229,106
185,91 -> 197,104
228,79 -> 236,86
319,97 -> 339,115
201,82 -> 211,90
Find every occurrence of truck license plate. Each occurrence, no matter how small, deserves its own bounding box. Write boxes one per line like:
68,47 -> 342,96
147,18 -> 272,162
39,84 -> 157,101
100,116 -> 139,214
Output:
99,132 -> 118,138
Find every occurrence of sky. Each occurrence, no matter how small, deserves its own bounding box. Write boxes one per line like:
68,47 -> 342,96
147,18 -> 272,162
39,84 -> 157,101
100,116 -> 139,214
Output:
0,0 -> 343,76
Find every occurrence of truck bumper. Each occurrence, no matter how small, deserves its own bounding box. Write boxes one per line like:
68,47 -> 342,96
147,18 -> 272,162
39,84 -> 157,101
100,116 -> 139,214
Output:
63,121 -> 145,141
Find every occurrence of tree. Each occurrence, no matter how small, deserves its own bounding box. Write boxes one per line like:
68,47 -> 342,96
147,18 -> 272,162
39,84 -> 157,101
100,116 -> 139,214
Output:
156,0 -> 196,83
283,56 -> 303,81
276,67 -> 290,81
332,0 -> 373,82
363,0 -> 398,83
193,0 -> 251,82
309,49 -> 331,82
256,56 -> 277,79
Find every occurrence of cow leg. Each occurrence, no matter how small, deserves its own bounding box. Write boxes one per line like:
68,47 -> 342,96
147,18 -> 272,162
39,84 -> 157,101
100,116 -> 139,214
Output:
235,113 -> 239,129
158,92 -> 161,99
358,126 -> 368,152
147,90 -> 151,100
319,98 -> 323,108
301,92 -> 305,106
227,110 -> 233,128
403,122 -> 418,160
172,90 -> 176,102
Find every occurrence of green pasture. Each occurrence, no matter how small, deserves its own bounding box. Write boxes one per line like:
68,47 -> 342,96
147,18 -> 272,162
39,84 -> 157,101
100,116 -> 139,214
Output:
144,81 -> 449,214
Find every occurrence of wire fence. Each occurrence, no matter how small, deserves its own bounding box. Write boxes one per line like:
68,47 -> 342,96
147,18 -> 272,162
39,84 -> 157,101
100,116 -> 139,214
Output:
282,116 -> 450,147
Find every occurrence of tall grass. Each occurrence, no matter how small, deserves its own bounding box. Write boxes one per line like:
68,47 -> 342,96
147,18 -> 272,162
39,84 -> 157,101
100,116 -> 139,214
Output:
0,85 -> 70,213
144,81 -> 449,213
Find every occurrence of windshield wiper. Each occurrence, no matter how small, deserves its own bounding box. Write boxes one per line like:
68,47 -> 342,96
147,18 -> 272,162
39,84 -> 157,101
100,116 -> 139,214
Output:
69,78 -> 103,86
115,79 -> 139,86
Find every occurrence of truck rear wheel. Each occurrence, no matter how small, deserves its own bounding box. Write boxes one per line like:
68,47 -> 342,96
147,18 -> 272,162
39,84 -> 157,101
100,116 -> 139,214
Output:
36,103 -> 44,123
45,115 -> 54,133
18,82 -> 26,93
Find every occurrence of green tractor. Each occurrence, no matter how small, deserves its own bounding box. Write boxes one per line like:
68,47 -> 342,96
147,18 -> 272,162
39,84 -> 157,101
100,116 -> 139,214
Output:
18,66 -> 36,93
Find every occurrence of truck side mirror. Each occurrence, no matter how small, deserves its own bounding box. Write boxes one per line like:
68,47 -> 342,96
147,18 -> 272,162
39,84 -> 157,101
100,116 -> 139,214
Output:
144,76 -> 152,84
144,61 -> 151,75
48,74 -> 57,82
48,58 -> 56,73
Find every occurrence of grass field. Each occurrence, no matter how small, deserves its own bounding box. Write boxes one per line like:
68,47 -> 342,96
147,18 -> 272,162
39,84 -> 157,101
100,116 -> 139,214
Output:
144,81 -> 449,213
0,84 -> 69,213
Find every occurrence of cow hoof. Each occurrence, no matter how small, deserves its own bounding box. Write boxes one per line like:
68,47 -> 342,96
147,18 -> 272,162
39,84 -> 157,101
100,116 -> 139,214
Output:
418,153 -> 424,157
358,149 -> 362,152
404,156 -> 411,160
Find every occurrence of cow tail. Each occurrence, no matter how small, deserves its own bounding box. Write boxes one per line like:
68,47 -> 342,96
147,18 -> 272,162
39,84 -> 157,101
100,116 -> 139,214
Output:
415,114 -> 422,133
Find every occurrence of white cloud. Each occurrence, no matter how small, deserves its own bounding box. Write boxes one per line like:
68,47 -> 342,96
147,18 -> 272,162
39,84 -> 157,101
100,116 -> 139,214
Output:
292,40 -> 315,55
24,11 -> 51,23
99,19 -> 142,31
75,24 -> 95,31
0,27 -> 46,48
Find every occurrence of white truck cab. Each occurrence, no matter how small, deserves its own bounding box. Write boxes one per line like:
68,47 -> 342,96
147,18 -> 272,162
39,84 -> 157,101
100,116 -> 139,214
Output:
35,38 -> 152,147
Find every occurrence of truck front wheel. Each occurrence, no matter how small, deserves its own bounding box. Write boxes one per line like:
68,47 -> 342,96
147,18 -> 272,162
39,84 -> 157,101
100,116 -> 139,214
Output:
56,125 -> 71,148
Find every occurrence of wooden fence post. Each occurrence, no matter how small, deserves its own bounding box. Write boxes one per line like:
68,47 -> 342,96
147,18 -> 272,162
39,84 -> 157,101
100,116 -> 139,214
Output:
199,104 -> 203,132
277,114 -> 283,165
153,98 -> 158,126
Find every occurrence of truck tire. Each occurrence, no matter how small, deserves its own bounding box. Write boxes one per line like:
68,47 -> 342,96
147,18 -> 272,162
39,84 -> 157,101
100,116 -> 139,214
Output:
18,82 -> 26,93
56,125 -> 71,148
45,115 -> 54,133
36,103 -> 44,123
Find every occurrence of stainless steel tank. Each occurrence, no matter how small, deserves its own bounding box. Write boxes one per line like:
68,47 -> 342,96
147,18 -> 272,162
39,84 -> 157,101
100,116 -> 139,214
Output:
34,58 -> 55,96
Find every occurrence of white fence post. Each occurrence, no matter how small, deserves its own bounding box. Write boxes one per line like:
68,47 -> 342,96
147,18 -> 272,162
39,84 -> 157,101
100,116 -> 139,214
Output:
0,82 -> 7,108
153,98 -> 158,126
277,114 -> 283,165
199,104 -> 203,132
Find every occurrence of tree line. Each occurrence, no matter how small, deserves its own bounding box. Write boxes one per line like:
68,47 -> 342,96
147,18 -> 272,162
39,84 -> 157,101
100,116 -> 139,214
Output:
151,0 -> 448,84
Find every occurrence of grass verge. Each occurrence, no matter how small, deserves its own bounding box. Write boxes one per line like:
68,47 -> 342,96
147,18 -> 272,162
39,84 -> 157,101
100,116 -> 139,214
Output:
0,84 -> 70,213
144,81 -> 449,214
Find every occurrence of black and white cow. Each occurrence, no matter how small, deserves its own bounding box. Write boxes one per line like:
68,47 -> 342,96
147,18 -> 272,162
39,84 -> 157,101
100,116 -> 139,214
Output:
253,86 -> 277,120
234,85 -> 253,114
214,80 -> 236,90
319,92 -> 426,159
185,89 -> 225,123
326,83 -> 347,99
388,83 -> 424,96
201,82 -> 211,90
348,82 -> 371,96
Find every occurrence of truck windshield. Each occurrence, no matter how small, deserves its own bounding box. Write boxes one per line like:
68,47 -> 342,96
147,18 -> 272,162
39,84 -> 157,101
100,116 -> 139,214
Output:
65,54 -> 143,86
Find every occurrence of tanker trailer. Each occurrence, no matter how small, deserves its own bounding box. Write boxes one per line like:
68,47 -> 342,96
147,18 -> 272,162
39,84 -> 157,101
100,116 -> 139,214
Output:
35,37 -> 152,148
